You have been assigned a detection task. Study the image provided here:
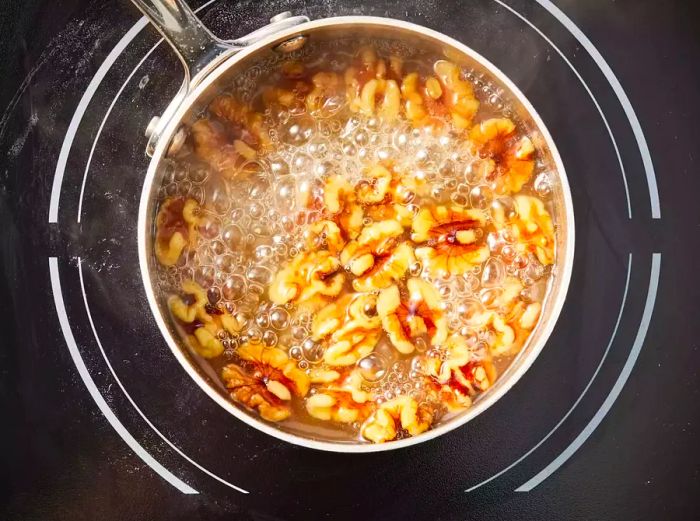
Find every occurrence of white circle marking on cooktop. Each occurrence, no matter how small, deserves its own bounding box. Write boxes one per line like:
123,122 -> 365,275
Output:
77,257 -> 250,494
516,253 -> 660,491
49,257 -> 199,495
49,0 -> 661,492
466,253 -> 632,492
535,0 -> 660,219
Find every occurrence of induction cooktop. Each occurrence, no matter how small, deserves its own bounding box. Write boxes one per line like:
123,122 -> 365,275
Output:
1,1 -> 698,520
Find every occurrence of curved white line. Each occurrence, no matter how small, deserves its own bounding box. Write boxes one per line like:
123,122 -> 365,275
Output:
516,253 -> 661,491
493,0 -> 631,219
49,257 -> 198,495
77,258 -> 249,494
48,18 -> 148,223
50,0 -> 218,224
535,0 -> 660,218
466,253 -> 632,492
77,42 -> 162,222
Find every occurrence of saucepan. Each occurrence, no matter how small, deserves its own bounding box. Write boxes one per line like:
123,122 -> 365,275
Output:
133,0 -> 574,452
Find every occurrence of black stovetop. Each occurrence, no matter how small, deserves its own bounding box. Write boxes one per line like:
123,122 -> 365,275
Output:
1,1 -> 699,519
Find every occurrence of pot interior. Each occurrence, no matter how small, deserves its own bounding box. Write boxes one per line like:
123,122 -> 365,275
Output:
140,18 -> 573,449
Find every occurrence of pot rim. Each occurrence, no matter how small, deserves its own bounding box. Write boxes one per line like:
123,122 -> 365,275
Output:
138,15 -> 575,453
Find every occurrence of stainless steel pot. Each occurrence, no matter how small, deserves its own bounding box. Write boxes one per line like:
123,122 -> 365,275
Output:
133,0 -> 575,452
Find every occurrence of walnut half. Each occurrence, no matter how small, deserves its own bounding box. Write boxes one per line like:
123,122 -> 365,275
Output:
361,395 -> 433,443
222,343 -> 310,422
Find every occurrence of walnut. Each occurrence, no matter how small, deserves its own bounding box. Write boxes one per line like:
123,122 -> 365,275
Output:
493,195 -> 555,265
433,60 -> 480,129
269,250 -> 345,311
422,334 -> 497,411
469,117 -> 516,146
221,343 -> 310,422
352,241 -> 415,293
345,48 -> 402,121
154,197 -> 200,266
208,94 -> 268,148
361,395 -> 433,443
340,220 -> 404,277
466,281 -> 542,357
190,119 -> 259,179
305,71 -> 343,116
305,369 -> 373,423
323,175 -> 364,240
376,278 -> 448,354
169,280 -> 242,359
191,95 -> 267,178
304,219 -> 346,255
411,206 -> 490,276
468,118 -> 535,194
311,293 -> 382,366
356,164 -> 393,204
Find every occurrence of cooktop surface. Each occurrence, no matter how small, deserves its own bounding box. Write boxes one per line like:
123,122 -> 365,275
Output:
1,1 -> 698,520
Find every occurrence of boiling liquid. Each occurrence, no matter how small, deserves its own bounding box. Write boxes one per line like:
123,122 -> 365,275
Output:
154,40 -> 555,441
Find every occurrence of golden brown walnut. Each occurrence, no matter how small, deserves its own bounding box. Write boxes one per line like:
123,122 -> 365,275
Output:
376,278 -> 448,355
493,195 -> 555,265
361,395 -> 433,443
305,71 -> 343,116
221,343 -> 310,422
208,94 -> 268,148
351,241 -> 415,293
433,60 -> 480,129
304,220 -> 346,256
411,206 -> 490,276
345,47 -> 403,121
311,293 -> 382,366
154,197 -> 200,266
323,175 -> 364,240
268,250 -> 345,311
305,369 -> 373,423
340,220 -> 404,277
168,280 -> 242,359
190,119 -> 258,179
466,279 -> 542,356
422,334 -> 497,411
468,118 -> 535,194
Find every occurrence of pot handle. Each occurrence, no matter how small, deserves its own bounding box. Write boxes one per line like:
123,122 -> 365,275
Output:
130,0 -> 238,87
131,0 -> 310,156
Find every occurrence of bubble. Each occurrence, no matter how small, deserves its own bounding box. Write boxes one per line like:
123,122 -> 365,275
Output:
219,225 -> 242,251
481,257 -> 505,288
253,247 -> 271,263
302,338 -> 325,363
263,330 -> 278,347
248,202 -> 264,219
291,325 -> 307,340
282,116 -> 314,146
214,254 -> 234,272
451,193 -> 468,206
289,346 -> 303,360
469,185 -> 493,209
534,172 -> 552,196
255,313 -> 270,329
356,353 -> 387,382
269,158 -> 290,177
203,285 -> 221,306
199,216 -> 220,240
194,266 -> 215,287
247,328 -> 263,344
269,308 -> 290,330
222,275 -> 246,300
207,182 -> 231,215
189,167 -> 208,183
